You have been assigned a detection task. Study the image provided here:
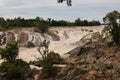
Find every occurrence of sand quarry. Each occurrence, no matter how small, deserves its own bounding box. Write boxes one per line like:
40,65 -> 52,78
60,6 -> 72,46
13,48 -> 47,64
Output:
17,26 -> 104,62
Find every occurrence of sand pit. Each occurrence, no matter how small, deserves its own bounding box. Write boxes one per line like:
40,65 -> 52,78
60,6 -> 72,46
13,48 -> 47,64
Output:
18,26 -> 104,62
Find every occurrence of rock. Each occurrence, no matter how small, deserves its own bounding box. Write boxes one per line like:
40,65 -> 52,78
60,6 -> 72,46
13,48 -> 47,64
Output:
65,42 -> 120,79
84,29 -> 89,32
47,31 -> 60,41
24,41 -> 36,48
32,34 -> 41,46
58,64 -> 88,80
88,70 -> 97,76
100,63 -> 113,70
68,45 -> 92,57
68,46 -> 81,57
18,32 -> 29,46
79,32 -> 101,44
6,32 -> 15,43
80,34 -> 92,44
63,31 -> 69,39
91,32 -> 101,42
0,32 -> 6,45
116,69 -> 120,77
89,30 -> 93,32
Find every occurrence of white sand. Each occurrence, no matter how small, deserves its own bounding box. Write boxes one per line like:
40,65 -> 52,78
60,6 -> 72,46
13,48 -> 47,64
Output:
18,26 -> 104,62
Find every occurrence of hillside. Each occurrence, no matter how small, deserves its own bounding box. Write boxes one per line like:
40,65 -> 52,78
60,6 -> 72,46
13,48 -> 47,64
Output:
1,26 -> 120,80
0,26 -> 104,62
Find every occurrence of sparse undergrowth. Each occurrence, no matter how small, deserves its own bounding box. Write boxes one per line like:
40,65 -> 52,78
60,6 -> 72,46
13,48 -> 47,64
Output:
0,42 -> 30,80
37,40 -> 61,79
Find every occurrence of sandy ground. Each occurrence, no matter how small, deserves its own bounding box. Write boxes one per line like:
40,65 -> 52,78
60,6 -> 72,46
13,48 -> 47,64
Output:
18,26 -> 104,62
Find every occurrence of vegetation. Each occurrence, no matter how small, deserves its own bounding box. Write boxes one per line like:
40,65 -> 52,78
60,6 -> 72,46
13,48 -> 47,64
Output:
0,42 -> 30,80
0,59 -> 30,80
74,18 -> 100,26
103,10 -> 120,45
38,40 -> 58,78
0,17 -> 100,31
34,18 -> 49,33
0,42 -> 18,62
58,0 -> 72,6
47,51 -> 63,64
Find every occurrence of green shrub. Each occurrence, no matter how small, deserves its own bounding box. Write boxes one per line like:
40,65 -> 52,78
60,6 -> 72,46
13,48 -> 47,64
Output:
35,21 -> 49,33
103,10 -> 120,45
0,27 -> 5,31
38,40 -> 58,78
47,51 -> 63,64
0,42 -> 30,80
0,59 -> 30,80
0,41 -> 18,62
41,57 -> 58,78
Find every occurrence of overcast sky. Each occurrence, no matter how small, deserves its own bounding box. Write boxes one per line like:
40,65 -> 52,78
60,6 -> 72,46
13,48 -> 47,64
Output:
0,0 -> 120,22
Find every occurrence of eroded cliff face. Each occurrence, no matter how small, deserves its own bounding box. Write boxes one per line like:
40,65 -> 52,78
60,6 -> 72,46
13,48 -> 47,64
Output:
0,26 -> 104,62
55,43 -> 120,80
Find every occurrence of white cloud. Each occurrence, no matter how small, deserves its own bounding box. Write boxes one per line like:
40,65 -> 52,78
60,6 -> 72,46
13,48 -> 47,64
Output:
0,0 -> 119,22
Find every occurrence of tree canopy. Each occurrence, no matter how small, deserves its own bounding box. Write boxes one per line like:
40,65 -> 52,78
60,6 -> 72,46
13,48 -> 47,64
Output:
0,17 -> 100,31
103,10 -> 120,44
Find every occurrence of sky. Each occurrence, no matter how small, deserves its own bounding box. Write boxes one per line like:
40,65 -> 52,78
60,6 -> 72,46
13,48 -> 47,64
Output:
0,0 -> 120,22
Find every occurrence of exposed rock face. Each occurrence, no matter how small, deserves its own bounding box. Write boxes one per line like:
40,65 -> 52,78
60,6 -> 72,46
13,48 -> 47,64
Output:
0,26 -> 105,64
47,31 -> 60,41
0,32 -> 6,45
0,31 -> 42,47
0,27 -> 103,49
24,41 -> 36,48
18,32 -> 29,44
80,32 -> 101,44
60,43 -> 120,80
63,31 -> 69,39
6,32 -> 15,43
2,27 -> 115,80
22,43 -> 120,80
91,32 -> 101,42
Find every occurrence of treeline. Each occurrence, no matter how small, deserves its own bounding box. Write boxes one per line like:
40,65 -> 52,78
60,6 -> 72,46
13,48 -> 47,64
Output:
0,17 -> 100,29
50,18 -> 100,26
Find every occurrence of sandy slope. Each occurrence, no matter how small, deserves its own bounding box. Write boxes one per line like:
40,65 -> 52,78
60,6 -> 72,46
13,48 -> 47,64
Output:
18,26 -> 104,62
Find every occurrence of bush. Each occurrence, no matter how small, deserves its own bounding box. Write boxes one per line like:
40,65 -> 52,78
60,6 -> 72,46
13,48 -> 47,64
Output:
0,59 -> 30,80
41,58 -> 58,78
0,27 -> 5,31
35,21 -> 49,33
0,41 -> 18,62
103,10 -> 120,45
0,42 -> 30,80
38,40 -> 58,78
47,51 -> 63,64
